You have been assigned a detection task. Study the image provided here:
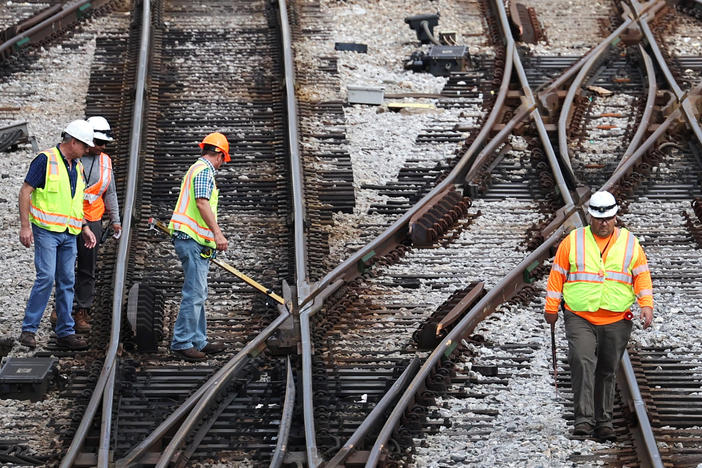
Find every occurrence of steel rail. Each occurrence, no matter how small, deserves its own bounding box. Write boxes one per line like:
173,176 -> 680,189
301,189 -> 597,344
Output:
629,0 -> 702,145
296,28 -> 522,468
270,356 -> 295,468
298,278 -> 344,467
618,352 -> 664,467
60,0 -> 151,466
114,309 -> 290,467
491,0 -> 576,205
277,0 -> 309,298
117,0 -> 300,463
166,358 -> 251,468
537,1 -> 662,106
0,0 -> 113,60
556,29 -> 623,184
365,1 -> 670,464
618,45 -> 658,168
300,308 -> 322,467
556,3 -> 662,187
366,222 -> 575,467
602,79 -> 702,192
326,358 -> 420,467
299,45 -> 523,311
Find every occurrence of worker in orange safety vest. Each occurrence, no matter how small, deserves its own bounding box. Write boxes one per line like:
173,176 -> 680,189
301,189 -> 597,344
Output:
71,116 -> 121,333
544,191 -> 653,442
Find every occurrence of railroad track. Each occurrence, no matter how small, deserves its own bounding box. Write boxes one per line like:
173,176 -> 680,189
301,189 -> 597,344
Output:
1,0 -> 702,466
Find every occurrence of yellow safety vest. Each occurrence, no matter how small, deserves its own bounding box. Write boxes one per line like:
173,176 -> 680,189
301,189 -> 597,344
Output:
168,160 -> 219,248
83,152 -> 113,221
29,147 -> 85,235
563,226 -> 638,312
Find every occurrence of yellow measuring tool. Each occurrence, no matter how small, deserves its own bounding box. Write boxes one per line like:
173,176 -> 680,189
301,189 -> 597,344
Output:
148,218 -> 285,305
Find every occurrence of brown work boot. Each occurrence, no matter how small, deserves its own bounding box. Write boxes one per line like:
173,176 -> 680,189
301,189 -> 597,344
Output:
173,347 -> 206,362
73,308 -> 91,333
19,331 -> 36,349
200,342 -> 225,355
56,334 -> 89,351
50,309 -> 57,326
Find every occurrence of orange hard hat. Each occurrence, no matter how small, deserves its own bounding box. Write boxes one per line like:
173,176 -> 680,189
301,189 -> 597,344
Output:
198,132 -> 230,162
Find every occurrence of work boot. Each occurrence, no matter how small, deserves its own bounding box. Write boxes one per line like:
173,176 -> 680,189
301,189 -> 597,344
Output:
594,426 -> 616,442
573,422 -> 593,436
173,347 -> 206,362
73,308 -> 91,333
200,342 -> 225,355
50,309 -> 57,326
56,334 -> 89,351
19,331 -> 36,349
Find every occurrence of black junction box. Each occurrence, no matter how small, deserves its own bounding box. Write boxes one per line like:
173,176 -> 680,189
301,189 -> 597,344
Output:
0,357 -> 58,402
426,45 -> 470,76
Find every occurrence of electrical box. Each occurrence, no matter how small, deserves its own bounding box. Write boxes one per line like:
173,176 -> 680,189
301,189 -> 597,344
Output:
426,45 -> 470,76
347,86 -> 384,105
0,357 -> 58,402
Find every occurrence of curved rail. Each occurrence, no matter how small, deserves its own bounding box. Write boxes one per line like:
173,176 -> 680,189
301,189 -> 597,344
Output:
628,0 -> 702,145
270,356 -> 296,468
60,0 -> 152,466
0,0 -> 113,61
364,0 -> 672,464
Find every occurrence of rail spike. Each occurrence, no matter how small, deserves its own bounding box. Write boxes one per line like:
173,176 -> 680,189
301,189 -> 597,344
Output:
409,186 -> 471,247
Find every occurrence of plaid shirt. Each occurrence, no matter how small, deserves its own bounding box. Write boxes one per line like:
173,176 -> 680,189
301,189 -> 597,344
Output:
173,157 -> 217,240
193,157 -> 216,199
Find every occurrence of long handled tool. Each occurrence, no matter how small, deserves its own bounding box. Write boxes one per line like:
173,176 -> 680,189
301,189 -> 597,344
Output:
550,321 -> 559,397
148,218 -> 285,305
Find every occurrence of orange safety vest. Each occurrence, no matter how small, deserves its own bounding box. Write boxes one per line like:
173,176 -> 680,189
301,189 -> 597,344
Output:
82,152 -> 113,221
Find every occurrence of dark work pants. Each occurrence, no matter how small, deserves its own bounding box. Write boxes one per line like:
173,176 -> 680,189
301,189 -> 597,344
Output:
75,220 -> 103,309
563,310 -> 632,429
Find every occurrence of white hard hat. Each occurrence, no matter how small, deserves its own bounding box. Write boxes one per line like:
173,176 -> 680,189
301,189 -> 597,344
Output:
87,116 -> 114,142
63,119 -> 95,147
588,191 -> 618,218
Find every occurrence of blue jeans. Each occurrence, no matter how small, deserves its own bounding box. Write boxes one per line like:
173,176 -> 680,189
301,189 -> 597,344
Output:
22,224 -> 77,337
171,237 -> 210,351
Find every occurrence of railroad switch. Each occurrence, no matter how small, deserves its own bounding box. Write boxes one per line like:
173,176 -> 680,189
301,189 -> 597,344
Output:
0,357 -> 59,402
267,314 -> 300,355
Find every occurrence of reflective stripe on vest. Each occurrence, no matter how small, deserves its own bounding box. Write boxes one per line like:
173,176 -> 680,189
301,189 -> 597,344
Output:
168,160 -> 219,248
563,226 -> 638,312
29,147 -> 85,234
83,153 -> 112,221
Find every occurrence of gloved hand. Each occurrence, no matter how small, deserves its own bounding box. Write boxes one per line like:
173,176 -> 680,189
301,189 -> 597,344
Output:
544,312 -> 558,325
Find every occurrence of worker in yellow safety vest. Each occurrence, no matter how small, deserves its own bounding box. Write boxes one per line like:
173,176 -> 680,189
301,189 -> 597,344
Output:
18,120 -> 97,351
544,191 -> 654,442
168,132 -> 230,361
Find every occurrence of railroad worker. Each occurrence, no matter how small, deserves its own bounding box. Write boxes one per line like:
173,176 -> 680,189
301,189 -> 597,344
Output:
71,116 -> 121,333
167,132 -> 230,361
18,120 -> 97,351
544,190 -> 653,442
